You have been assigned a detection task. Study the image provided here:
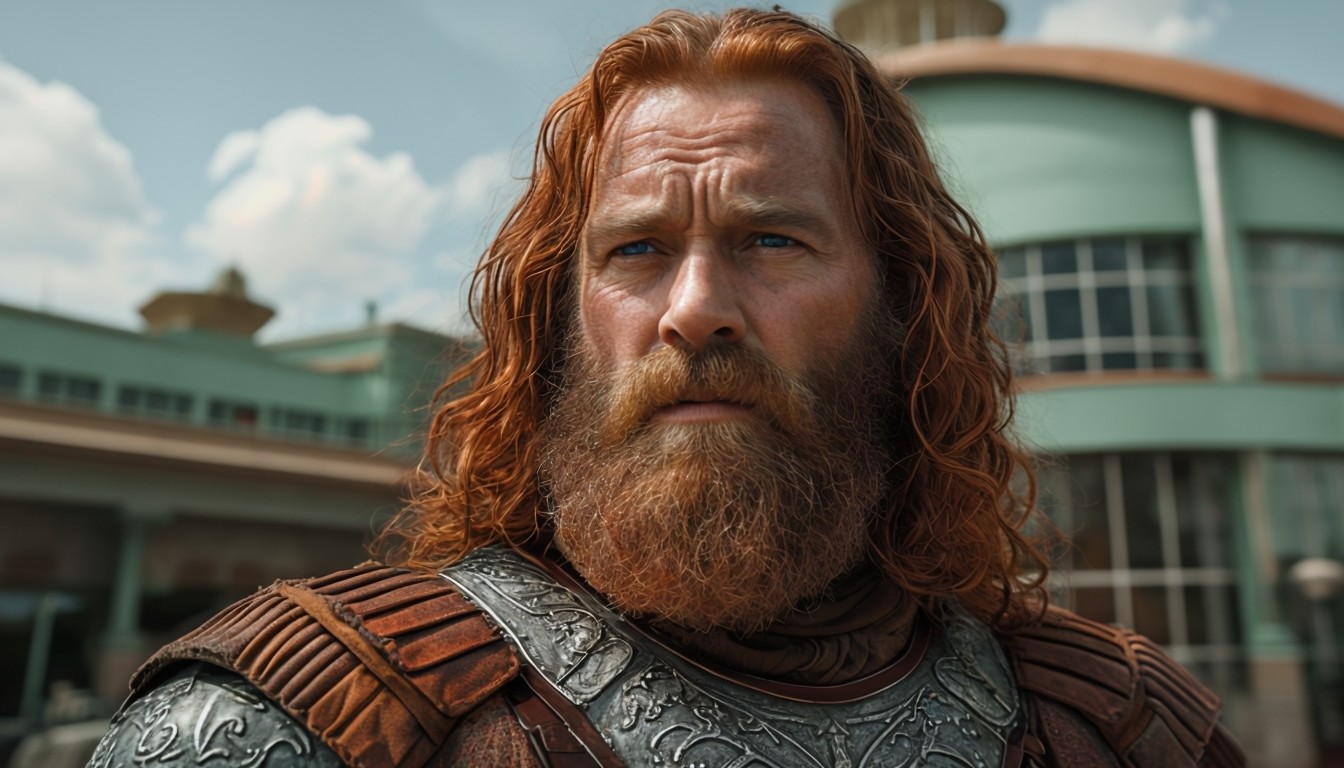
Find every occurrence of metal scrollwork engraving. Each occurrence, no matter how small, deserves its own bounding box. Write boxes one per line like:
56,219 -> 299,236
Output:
445,549 -> 635,704
86,665 -> 340,767
444,547 -> 1023,768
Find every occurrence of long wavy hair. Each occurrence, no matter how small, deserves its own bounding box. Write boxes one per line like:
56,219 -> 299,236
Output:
375,8 -> 1050,628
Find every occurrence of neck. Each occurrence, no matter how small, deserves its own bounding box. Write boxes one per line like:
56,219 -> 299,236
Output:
649,565 -> 919,685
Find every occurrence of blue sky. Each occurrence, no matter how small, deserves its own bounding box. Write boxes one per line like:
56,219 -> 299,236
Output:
1,0 -> 1340,341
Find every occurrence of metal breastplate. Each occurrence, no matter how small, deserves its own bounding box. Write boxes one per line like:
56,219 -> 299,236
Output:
444,547 -> 1023,768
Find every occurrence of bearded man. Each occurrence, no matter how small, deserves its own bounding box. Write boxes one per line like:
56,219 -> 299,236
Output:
89,8 -> 1242,768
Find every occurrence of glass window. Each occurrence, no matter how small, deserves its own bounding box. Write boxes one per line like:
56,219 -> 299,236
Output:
1044,289 -> 1084,339
35,371 -> 101,407
117,385 -> 192,420
271,407 -> 329,440
1249,236 -> 1344,374
1092,239 -> 1128,272
1096,287 -> 1134,337
0,363 -> 20,396
37,373 -> 61,399
1041,242 -> 1077,275
1040,453 -> 1243,700
207,399 -> 259,430
995,237 -> 1203,375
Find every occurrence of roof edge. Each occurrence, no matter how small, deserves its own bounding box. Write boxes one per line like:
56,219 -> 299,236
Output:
876,41 -> 1344,141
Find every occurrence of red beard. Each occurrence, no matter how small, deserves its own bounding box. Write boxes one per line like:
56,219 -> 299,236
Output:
540,315 -> 898,633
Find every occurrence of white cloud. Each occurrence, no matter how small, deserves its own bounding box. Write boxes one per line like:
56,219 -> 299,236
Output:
187,107 -> 457,338
0,58 -> 167,325
1036,0 -> 1227,53
207,130 -> 261,182
187,108 -> 523,340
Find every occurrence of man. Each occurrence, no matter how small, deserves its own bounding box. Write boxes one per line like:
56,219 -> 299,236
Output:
89,9 -> 1241,767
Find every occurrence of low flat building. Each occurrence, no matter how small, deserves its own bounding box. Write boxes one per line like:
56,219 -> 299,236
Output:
0,269 -> 469,721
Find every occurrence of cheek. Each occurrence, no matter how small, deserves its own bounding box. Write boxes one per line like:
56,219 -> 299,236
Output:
777,274 -> 879,370
579,285 -> 659,367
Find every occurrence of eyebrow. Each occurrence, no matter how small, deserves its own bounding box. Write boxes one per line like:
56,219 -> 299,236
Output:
582,198 -> 838,248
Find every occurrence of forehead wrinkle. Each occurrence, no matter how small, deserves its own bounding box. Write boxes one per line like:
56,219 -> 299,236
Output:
582,172 -> 690,248
603,128 -> 753,180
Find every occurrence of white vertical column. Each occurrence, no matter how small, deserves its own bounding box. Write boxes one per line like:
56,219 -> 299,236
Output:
919,0 -> 937,44
1191,106 -> 1244,380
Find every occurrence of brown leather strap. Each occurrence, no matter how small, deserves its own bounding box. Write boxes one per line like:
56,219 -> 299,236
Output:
277,583 -> 449,744
509,667 -> 626,767
130,564 -> 521,768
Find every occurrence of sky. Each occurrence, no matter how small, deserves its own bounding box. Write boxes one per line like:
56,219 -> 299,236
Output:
1,0 -> 1340,342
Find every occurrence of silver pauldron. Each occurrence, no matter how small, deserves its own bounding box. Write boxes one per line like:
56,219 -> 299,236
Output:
86,665 -> 341,768
443,546 -> 1023,768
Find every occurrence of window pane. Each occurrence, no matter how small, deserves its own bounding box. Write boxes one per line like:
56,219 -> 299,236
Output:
117,387 -> 140,409
1142,240 -> 1184,271
1101,352 -> 1138,369
0,364 -> 18,395
1132,586 -> 1171,644
1249,236 -> 1344,374
992,296 -> 1029,345
1122,454 -> 1165,569
38,373 -> 60,398
146,390 -> 169,412
67,377 -> 100,405
1147,283 -> 1196,337
1000,237 -> 1200,376
1050,354 -> 1087,373
998,247 -> 1027,280
1093,239 -> 1128,272
1151,350 -> 1202,369
1045,289 -> 1084,339
1186,585 -> 1241,646
1096,286 -> 1134,337
1173,455 -> 1232,569
1042,242 -> 1077,275
1069,457 -> 1111,570
1073,587 -> 1116,624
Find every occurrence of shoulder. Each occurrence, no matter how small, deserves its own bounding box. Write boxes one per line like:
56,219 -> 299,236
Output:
126,562 -> 521,768
89,664 -> 343,767
1000,605 -> 1244,767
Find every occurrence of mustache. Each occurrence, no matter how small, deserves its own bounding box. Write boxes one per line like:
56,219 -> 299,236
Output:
596,343 -> 819,444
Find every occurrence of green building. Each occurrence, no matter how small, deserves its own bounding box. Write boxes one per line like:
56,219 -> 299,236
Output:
837,0 -> 1344,764
0,269 -> 468,725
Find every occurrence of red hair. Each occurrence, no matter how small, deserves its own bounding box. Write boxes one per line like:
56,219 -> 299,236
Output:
375,8 -> 1050,628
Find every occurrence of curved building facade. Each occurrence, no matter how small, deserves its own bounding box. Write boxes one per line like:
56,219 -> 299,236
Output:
855,9 -> 1344,767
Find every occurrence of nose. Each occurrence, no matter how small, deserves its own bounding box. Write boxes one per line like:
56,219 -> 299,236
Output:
658,249 -> 745,351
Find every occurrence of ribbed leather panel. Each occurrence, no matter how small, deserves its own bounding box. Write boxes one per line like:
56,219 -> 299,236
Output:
130,564 -> 521,768
1004,606 -> 1237,767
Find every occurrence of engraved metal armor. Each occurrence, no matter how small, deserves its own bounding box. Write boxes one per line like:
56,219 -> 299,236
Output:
444,546 -> 1025,768
86,664 -> 342,768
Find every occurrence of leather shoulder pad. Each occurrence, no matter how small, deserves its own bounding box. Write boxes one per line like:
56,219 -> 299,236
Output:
130,563 -> 521,768
1002,606 -> 1241,767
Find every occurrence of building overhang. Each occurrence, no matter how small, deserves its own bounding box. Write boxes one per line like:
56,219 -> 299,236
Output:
0,399 -> 408,490
876,41 -> 1344,141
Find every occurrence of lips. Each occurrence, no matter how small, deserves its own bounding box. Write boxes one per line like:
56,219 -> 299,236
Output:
652,391 -> 755,423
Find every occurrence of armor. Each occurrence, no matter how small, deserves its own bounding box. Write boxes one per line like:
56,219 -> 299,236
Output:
444,546 -> 1027,767
87,664 -> 341,767
89,551 -> 1240,767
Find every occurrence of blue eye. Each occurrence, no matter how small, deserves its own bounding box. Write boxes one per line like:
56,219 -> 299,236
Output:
615,241 -> 655,257
757,234 -> 797,248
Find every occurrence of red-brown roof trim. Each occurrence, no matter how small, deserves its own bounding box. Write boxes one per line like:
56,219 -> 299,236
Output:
875,40 -> 1344,141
